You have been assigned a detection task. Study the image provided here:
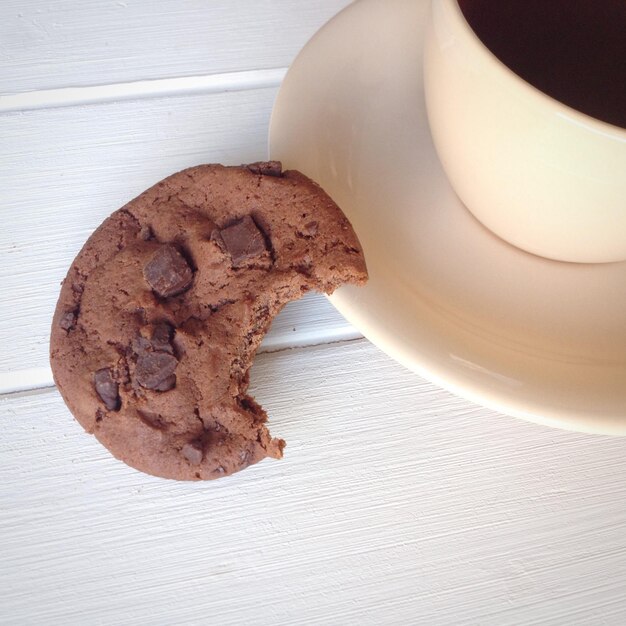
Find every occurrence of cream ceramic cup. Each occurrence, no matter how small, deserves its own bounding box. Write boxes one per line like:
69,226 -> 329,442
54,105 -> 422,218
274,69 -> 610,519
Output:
423,0 -> 626,264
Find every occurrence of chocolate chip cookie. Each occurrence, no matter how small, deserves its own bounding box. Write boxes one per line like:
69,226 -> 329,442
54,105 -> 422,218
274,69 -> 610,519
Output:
50,163 -> 367,480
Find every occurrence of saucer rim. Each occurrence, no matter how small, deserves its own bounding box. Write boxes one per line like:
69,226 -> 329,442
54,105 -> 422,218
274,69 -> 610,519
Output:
270,0 -> 626,435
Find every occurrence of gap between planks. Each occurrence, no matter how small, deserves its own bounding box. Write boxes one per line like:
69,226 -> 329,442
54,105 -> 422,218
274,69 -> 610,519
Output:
0,67 -> 287,113
0,334 -> 365,400
0,333 -> 364,397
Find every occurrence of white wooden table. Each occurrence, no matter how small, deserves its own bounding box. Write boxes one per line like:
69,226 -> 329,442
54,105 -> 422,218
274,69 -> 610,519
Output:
2,2 -> 626,624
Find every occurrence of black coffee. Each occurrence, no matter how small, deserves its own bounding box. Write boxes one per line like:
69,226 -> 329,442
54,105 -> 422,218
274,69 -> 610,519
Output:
458,0 -> 626,128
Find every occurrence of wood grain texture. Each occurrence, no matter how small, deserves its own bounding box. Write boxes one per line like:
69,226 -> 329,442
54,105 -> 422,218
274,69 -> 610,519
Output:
2,340 -> 626,625
0,88 -> 357,384
0,0 -> 351,93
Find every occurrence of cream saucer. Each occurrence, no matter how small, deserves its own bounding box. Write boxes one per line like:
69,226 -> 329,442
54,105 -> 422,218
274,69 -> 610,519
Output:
269,0 -> 626,433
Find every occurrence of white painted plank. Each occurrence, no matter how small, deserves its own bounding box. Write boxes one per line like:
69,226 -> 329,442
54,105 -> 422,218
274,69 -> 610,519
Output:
0,0 -> 351,93
2,340 -> 626,625
0,89 -> 357,382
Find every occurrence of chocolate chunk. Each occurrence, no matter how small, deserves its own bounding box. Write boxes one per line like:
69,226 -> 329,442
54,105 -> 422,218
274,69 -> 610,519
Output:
59,310 -> 76,331
132,322 -> 178,391
219,216 -> 268,266
94,368 -> 120,411
247,161 -> 283,177
144,245 -> 193,298
182,442 -> 203,465
135,352 -> 178,390
131,335 -> 152,355
150,322 -> 174,354
132,323 -> 174,356
154,374 -> 176,392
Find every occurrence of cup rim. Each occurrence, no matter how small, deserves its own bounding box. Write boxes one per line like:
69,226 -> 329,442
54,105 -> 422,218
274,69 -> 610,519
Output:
444,0 -> 626,139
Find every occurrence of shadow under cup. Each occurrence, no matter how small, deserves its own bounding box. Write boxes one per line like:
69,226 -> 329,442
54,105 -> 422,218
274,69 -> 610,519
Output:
424,0 -> 626,263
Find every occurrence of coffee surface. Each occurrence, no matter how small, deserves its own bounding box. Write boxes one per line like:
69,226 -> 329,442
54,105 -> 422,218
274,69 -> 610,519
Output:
458,0 -> 626,128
